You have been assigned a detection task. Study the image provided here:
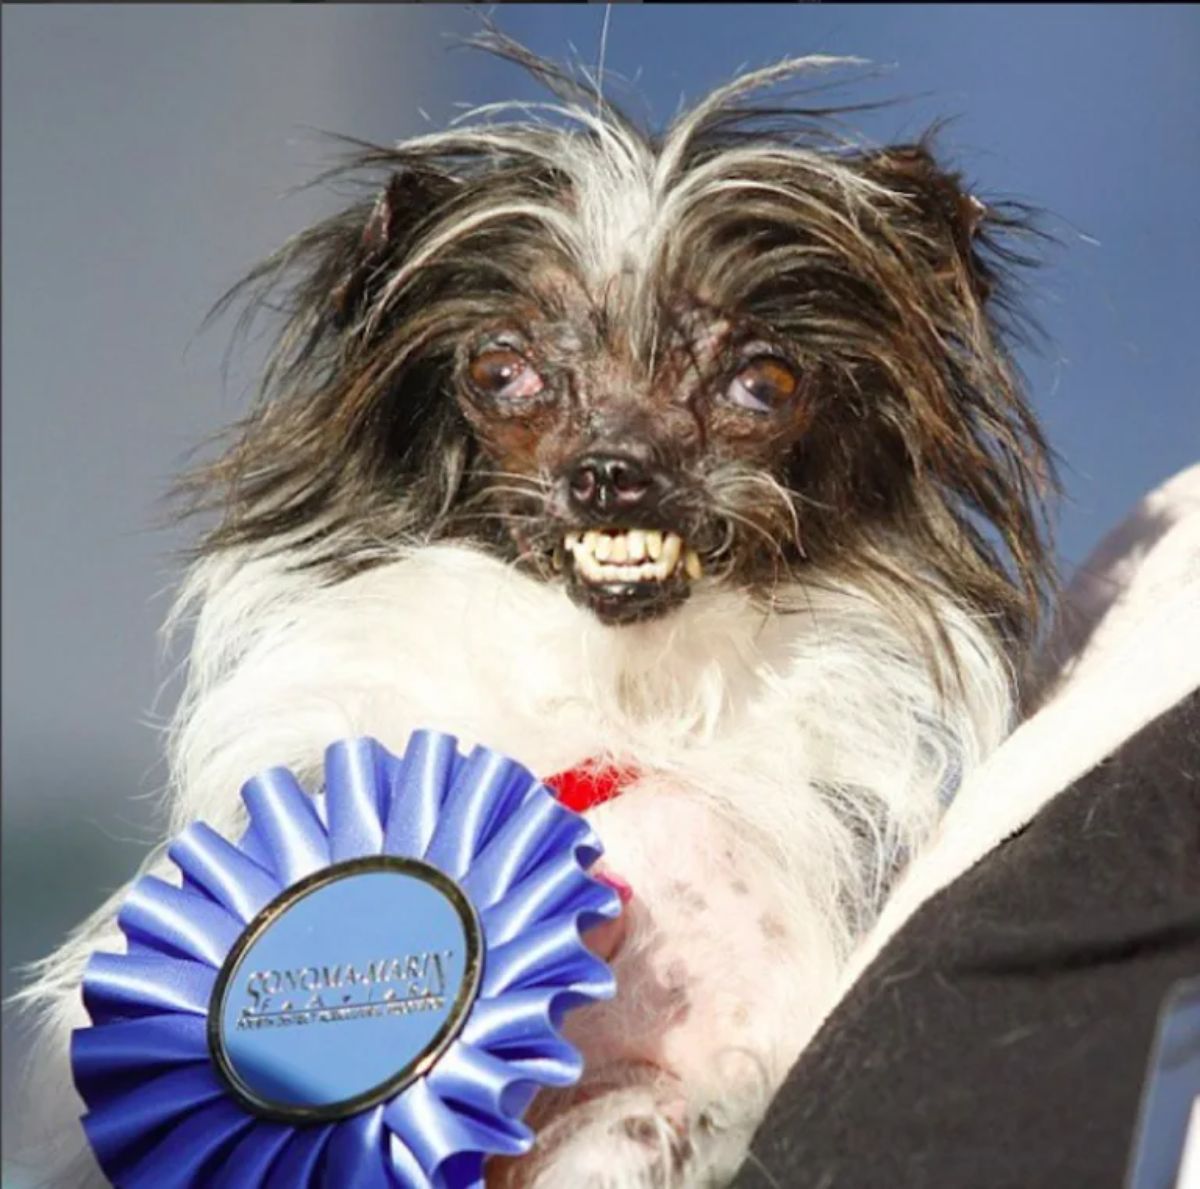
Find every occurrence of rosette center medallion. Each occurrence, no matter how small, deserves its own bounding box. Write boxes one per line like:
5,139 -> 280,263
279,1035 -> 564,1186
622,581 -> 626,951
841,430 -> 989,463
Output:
211,856 -> 482,1122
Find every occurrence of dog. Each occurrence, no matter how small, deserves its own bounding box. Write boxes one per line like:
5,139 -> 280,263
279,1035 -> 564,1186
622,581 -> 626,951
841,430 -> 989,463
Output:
18,36 -> 1054,1189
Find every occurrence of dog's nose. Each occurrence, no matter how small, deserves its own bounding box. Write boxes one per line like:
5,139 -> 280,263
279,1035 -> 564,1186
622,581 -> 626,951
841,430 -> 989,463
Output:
566,453 -> 655,515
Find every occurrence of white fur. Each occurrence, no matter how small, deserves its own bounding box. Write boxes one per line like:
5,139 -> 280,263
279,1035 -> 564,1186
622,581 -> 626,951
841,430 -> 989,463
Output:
16,540 -> 1011,1187
371,55 -> 899,355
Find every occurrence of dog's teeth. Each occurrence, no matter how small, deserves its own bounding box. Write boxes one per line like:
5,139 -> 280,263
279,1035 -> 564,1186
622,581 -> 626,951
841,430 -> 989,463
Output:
567,526 -> 697,588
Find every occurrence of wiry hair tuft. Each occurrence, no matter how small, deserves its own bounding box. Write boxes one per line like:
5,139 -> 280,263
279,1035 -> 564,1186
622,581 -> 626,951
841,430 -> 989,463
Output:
174,36 -> 1057,669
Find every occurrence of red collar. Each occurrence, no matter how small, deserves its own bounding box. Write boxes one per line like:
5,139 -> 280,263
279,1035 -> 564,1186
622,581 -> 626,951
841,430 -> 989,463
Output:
544,761 -> 638,813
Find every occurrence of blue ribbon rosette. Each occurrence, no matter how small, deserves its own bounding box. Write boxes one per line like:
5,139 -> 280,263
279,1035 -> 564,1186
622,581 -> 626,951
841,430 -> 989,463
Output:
71,731 -> 621,1188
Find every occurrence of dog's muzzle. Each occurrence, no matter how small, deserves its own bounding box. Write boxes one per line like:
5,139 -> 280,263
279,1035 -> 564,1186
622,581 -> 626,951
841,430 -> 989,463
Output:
556,451 -> 703,626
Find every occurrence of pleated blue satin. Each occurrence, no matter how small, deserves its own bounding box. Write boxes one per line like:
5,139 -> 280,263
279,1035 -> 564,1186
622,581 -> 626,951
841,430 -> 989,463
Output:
72,732 -> 620,1188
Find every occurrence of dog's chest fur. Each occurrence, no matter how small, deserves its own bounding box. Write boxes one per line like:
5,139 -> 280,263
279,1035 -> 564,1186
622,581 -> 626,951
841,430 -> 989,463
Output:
20,540 -> 1015,1188
171,542 -> 1011,1120
173,543 -> 1008,846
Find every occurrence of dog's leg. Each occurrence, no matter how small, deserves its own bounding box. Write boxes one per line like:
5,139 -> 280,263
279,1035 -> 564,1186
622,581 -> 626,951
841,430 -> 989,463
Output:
488,1059 -> 767,1189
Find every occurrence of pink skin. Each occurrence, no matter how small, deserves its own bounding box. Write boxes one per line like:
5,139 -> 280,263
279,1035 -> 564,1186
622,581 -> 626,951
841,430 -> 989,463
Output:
580,873 -> 690,1134
492,785 -> 809,1189
486,869 -> 643,1188
586,868 -> 633,962
489,874 -> 691,1189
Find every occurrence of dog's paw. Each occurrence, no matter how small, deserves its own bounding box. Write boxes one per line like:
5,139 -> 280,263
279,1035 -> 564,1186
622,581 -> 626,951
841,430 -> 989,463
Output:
487,1084 -> 755,1189
488,1082 -> 694,1189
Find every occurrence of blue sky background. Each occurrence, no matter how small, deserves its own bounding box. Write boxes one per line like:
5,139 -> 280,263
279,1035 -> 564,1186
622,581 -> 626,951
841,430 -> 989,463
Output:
3,6 -> 1197,1180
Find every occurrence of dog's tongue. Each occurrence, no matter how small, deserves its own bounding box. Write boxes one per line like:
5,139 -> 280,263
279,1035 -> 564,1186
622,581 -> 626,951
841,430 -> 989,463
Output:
544,760 -> 637,813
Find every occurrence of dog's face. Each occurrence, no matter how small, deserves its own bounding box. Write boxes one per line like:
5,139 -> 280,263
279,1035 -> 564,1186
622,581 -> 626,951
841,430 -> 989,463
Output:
453,277 -> 816,624
193,51 -> 1052,647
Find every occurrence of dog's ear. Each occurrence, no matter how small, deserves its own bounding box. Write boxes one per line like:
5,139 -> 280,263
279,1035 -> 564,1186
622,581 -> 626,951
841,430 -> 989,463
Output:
330,167 -> 459,326
857,144 -> 995,302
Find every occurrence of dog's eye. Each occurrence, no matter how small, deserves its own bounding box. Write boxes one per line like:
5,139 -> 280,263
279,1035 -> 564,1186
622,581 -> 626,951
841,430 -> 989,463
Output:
467,347 -> 545,403
725,357 -> 799,413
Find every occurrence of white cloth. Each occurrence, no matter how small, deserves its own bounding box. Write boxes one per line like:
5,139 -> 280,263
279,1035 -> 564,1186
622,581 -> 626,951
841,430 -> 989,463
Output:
836,463 -> 1200,1003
